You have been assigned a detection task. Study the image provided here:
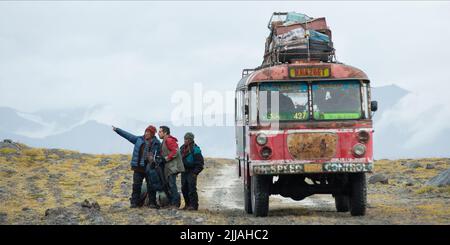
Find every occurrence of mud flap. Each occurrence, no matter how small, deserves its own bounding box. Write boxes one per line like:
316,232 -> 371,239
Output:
244,182 -> 252,214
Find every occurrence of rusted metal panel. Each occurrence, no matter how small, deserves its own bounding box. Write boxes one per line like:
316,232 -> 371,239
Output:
249,128 -> 373,163
247,63 -> 368,86
287,133 -> 337,160
251,66 -> 290,82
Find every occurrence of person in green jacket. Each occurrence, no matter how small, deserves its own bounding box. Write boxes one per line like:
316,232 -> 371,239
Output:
180,132 -> 204,210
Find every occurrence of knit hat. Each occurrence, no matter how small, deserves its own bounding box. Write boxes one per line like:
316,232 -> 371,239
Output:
145,125 -> 157,136
184,132 -> 194,141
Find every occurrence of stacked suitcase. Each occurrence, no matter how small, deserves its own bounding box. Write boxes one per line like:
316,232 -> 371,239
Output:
263,12 -> 335,65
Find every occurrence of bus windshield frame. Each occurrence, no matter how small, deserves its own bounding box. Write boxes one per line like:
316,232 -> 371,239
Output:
251,79 -> 368,124
311,80 -> 363,121
257,82 -> 310,122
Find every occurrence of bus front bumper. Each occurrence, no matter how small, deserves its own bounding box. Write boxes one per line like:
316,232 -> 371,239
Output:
251,160 -> 373,175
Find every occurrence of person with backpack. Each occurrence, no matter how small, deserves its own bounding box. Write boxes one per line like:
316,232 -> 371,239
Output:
112,125 -> 161,208
180,132 -> 204,211
157,126 -> 184,208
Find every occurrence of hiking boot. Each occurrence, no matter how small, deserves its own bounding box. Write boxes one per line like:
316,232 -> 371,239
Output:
130,203 -> 138,208
186,206 -> 198,211
181,205 -> 190,210
167,204 -> 180,210
148,203 -> 159,209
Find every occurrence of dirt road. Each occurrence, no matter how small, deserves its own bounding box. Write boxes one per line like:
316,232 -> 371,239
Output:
202,163 -> 335,213
197,160 -> 449,225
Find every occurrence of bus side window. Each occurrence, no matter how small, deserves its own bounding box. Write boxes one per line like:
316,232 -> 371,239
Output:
235,90 -> 245,123
249,86 -> 258,125
362,83 -> 369,119
235,91 -> 240,122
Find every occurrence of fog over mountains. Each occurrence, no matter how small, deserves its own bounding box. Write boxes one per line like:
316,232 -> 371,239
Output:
1,84 -> 448,159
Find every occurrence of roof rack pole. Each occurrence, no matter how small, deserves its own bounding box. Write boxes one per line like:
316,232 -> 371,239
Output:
267,13 -> 274,29
267,12 -> 288,29
306,21 -> 310,61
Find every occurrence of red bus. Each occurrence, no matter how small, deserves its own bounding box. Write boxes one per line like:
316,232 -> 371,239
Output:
235,61 -> 378,217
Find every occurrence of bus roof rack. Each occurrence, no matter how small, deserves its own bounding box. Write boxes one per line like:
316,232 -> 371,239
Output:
262,49 -> 337,66
242,68 -> 256,78
267,12 -> 288,29
267,12 -> 314,30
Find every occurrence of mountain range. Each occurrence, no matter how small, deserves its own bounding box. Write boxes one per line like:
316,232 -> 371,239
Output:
1,84 -> 448,159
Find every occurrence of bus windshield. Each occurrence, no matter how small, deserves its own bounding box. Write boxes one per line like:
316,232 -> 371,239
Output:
312,80 -> 362,120
259,82 -> 309,121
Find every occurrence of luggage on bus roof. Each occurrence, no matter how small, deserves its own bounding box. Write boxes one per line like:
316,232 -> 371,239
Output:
274,18 -> 330,37
284,12 -> 312,25
264,12 -> 334,64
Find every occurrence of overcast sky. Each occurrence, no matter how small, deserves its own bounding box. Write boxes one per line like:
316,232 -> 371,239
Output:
1,1 -> 450,126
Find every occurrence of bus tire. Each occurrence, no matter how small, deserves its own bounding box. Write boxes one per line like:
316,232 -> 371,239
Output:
251,175 -> 270,217
334,194 -> 350,212
349,173 -> 367,216
244,182 -> 252,214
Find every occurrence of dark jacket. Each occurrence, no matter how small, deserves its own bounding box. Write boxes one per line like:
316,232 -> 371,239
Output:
180,143 -> 204,175
115,128 -> 161,168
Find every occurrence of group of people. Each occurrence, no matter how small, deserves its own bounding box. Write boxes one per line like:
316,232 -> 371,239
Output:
112,125 -> 204,211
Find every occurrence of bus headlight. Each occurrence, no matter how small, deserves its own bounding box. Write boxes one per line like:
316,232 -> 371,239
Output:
352,143 -> 366,157
256,133 -> 268,146
358,130 -> 370,143
260,146 -> 272,159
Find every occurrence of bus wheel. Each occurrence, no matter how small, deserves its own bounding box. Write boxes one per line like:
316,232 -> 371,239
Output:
244,182 -> 252,214
349,173 -> 367,216
251,175 -> 271,217
334,194 -> 349,212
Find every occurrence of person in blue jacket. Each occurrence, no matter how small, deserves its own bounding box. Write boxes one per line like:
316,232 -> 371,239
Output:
180,132 -> 204,210
112,125 -> 161,208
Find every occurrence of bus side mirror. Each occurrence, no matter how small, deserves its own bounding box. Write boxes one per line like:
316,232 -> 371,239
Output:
371,101 -> 378,112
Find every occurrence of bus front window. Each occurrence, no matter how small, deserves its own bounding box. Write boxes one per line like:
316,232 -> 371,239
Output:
312,80 -> 362,120
259,82 -> 309,121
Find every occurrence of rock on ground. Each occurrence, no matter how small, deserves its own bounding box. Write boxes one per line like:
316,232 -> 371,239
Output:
109,202 -> 128,213
81,199 -> 101,210
43,200 -> 107,225
406,162 -> 422,169
44,207 -> 80,225
426,168 -> 450,187
0,141 -> 21,151
403,179 -> 415,186
368,173 -> 389,184
97,158 -> 111,166
195,217 -> 205,223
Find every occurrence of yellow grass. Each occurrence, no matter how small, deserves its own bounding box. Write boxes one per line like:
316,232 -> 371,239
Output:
0,148 -> 17,154
0,144 -> 448,224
